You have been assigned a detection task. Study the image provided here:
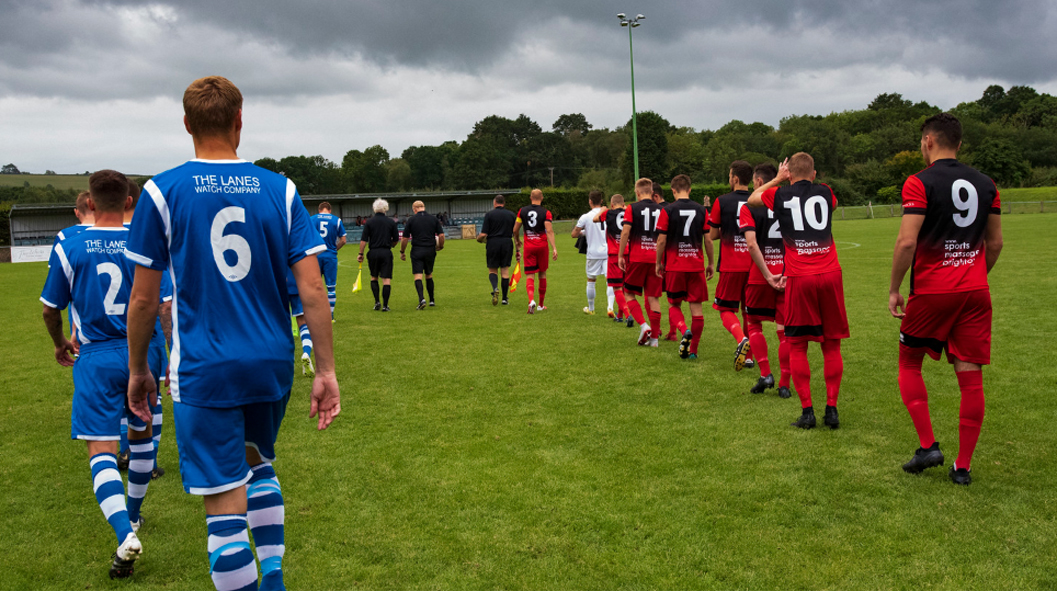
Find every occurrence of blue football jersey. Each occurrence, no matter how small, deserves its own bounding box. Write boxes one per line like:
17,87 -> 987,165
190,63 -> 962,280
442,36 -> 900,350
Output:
41,227 -> 135,349
125,159 -> 325,408
310,212 -> 346,255
52,223 -> 92,249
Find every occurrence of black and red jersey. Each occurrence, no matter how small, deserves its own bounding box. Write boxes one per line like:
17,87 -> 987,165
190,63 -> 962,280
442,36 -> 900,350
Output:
623,199 -> 663,263
709,190 -> 753,272
656,199 -> 710,272
761,181 -> 840,277
902,159 -> 1000,295
739,204 -> 784,285
517,204 -> 552,248
604,207 -> 625,256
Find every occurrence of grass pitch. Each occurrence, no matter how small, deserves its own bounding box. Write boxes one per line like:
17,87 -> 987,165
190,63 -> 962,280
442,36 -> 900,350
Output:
1,214 -> 1055,590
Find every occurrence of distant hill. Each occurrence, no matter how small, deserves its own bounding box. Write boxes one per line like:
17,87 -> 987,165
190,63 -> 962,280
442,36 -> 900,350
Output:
0,174 -> 90,191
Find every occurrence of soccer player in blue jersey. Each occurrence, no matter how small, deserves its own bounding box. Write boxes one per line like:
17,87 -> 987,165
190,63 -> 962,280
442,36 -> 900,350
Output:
125,76 -> 340,591
50,191 -> 94,350
40,170 -> 155,579
310,202 -> 346,322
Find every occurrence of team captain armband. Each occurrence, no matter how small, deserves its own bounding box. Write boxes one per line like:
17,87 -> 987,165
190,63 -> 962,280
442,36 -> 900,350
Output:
902,176 -> 928,214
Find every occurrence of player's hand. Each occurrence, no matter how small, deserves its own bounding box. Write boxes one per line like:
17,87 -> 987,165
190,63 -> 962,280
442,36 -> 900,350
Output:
164,365 -> 171,391
436,244 -> 443,251
552,249 -> 558,261
777,158 -> 791,182
655,262 -> 664,277
54,339 -> 76,367
70,338 -> 80,356
357,253 -> 364,263
618,255 -> 627,272
400,252 -> 406,261
704,263 -> 714,281
309,371 -> 341,431
889,291 -> 906,319
127,371 -> 157,424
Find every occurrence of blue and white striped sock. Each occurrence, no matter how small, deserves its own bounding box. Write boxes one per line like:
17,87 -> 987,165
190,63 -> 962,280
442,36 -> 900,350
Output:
126,438 -> 155,523
207,514 -> 258,591
298,325 -> 312,357
248,464 -> 285,591
326,284 -> 337,316
152,398 -> 163,470
119,418 -> 129,456
90,453 -> 133,544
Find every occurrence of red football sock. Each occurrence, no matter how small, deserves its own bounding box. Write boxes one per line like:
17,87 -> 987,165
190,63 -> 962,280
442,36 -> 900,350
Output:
821,338 -> 843,407
538,278 -> 547,306
690,315 -> 704,354
747,320 -> 770,377
720,310 -> 746,342
790,340 -> 812,408
625,296 -> 646,326
614,289 -> 628,317
648,308 -> 662,339
526,277 -> 535,303
898,345 -> 934,448
777,329 -> 791,388
669,306 -> 687,333
955,370 -> 985,470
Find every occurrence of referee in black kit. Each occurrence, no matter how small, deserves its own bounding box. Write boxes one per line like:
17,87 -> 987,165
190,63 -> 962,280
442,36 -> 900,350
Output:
477,194 -> 518,306
358,198 -> 399,311
401,200 -> 445,309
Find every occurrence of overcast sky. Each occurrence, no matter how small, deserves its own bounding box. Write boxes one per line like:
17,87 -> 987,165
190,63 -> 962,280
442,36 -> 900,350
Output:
2,0 -> 1056,175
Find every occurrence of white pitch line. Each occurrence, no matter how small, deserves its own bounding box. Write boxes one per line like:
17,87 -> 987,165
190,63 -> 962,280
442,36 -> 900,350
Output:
836,241 -> 862,249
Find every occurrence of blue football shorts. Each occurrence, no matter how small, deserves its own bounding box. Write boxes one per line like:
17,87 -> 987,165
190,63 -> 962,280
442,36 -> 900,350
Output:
289,294 -> 304,317
71,342 -> 148,440
173,392 -> 290,495
318,254 -> 338,288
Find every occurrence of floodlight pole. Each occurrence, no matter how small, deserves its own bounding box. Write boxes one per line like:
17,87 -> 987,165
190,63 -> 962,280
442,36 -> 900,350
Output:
619,14 -> 643,180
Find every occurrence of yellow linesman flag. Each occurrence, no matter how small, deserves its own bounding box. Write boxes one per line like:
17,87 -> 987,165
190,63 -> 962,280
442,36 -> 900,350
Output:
508,262 -> 522,292
351,263 -> 363,293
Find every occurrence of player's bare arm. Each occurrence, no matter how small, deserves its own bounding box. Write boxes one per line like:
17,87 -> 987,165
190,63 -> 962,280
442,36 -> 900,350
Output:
703,232 -> 715,281
476,231 -> 488,243
336,236 -> 347,251
436,233 -> 445,252
357,240 -> 367,263
571,224 -> 583,238
42,305 -> 76,367
618,224 -> 631,271
747,158 -> 789,208
545,220 -> 558,260
655,233 -> 667,277
127,267 -> 162,424
888,213 -> 925,318
744,229 -> 780,291
984,214 -> 1003,272
593,207 -> 607,224
400,236 -> 409,261
292,255 -> 341,431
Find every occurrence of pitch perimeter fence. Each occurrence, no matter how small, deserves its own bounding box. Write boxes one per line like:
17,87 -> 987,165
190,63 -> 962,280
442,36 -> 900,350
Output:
832,201 -> 1057,221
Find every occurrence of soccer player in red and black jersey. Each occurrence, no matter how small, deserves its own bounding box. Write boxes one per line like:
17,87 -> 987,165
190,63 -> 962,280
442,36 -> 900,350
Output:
710,161 -> 757,370
748,152 -> 848,429
740,163 -> 792,398
594,194 -> 630,323
513,189 -> 558,314
655,174 -> 714,359
618,178 -> 665,346
889,113 -> 1003,485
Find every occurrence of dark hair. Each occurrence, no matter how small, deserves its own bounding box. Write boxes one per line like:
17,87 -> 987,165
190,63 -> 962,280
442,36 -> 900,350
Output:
127,178 -> 141,208
652,181 -> 663,196
75,191 -> 91,215
88,170 -> 129,213
494,194 -> 505,205
588,190 -> 604,206
730,160 -> 753,185
318,201 -> 332,212
670,174 -> 692,193
921,112 -> 962,150
753,163 -> 777,184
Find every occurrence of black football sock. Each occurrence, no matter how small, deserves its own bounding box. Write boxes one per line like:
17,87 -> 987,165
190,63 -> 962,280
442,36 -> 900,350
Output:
501,277 -> 510,299
415,279 -> 424,302
382,284 -> 391,307
426,278 -> 435,302
802,406 -> 815,415
489,273 -> 499,292
371,280 -> 380,303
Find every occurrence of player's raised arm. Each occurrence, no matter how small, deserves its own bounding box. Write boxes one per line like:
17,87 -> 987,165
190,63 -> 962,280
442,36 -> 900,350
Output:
593,206 -> 607,224
748,158 -> 789,207
292,255 -> 341,430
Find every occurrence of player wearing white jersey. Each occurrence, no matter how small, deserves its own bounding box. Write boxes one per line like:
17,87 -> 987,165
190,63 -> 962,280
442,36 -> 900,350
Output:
572,190 -> 609,315
40,170 -> 153,579
124,76 -> 340,591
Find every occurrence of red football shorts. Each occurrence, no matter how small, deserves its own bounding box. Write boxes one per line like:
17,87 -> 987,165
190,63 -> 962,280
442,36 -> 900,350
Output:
606,255 -> 624,286
523,243 -> 550,273
665,271 -> 709,304
900,289 -> 992,365
745,283 -> 785,324
783,270 -> 849,342
624,261 -> 663,298
712,271 -> 749,312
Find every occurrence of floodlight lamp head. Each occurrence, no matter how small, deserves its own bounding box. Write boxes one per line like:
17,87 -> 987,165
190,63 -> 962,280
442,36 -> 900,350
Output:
617,13 -> 626,19
631,22 -> 640,27
636,14 -> 645,19
621,20 -> 628,26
